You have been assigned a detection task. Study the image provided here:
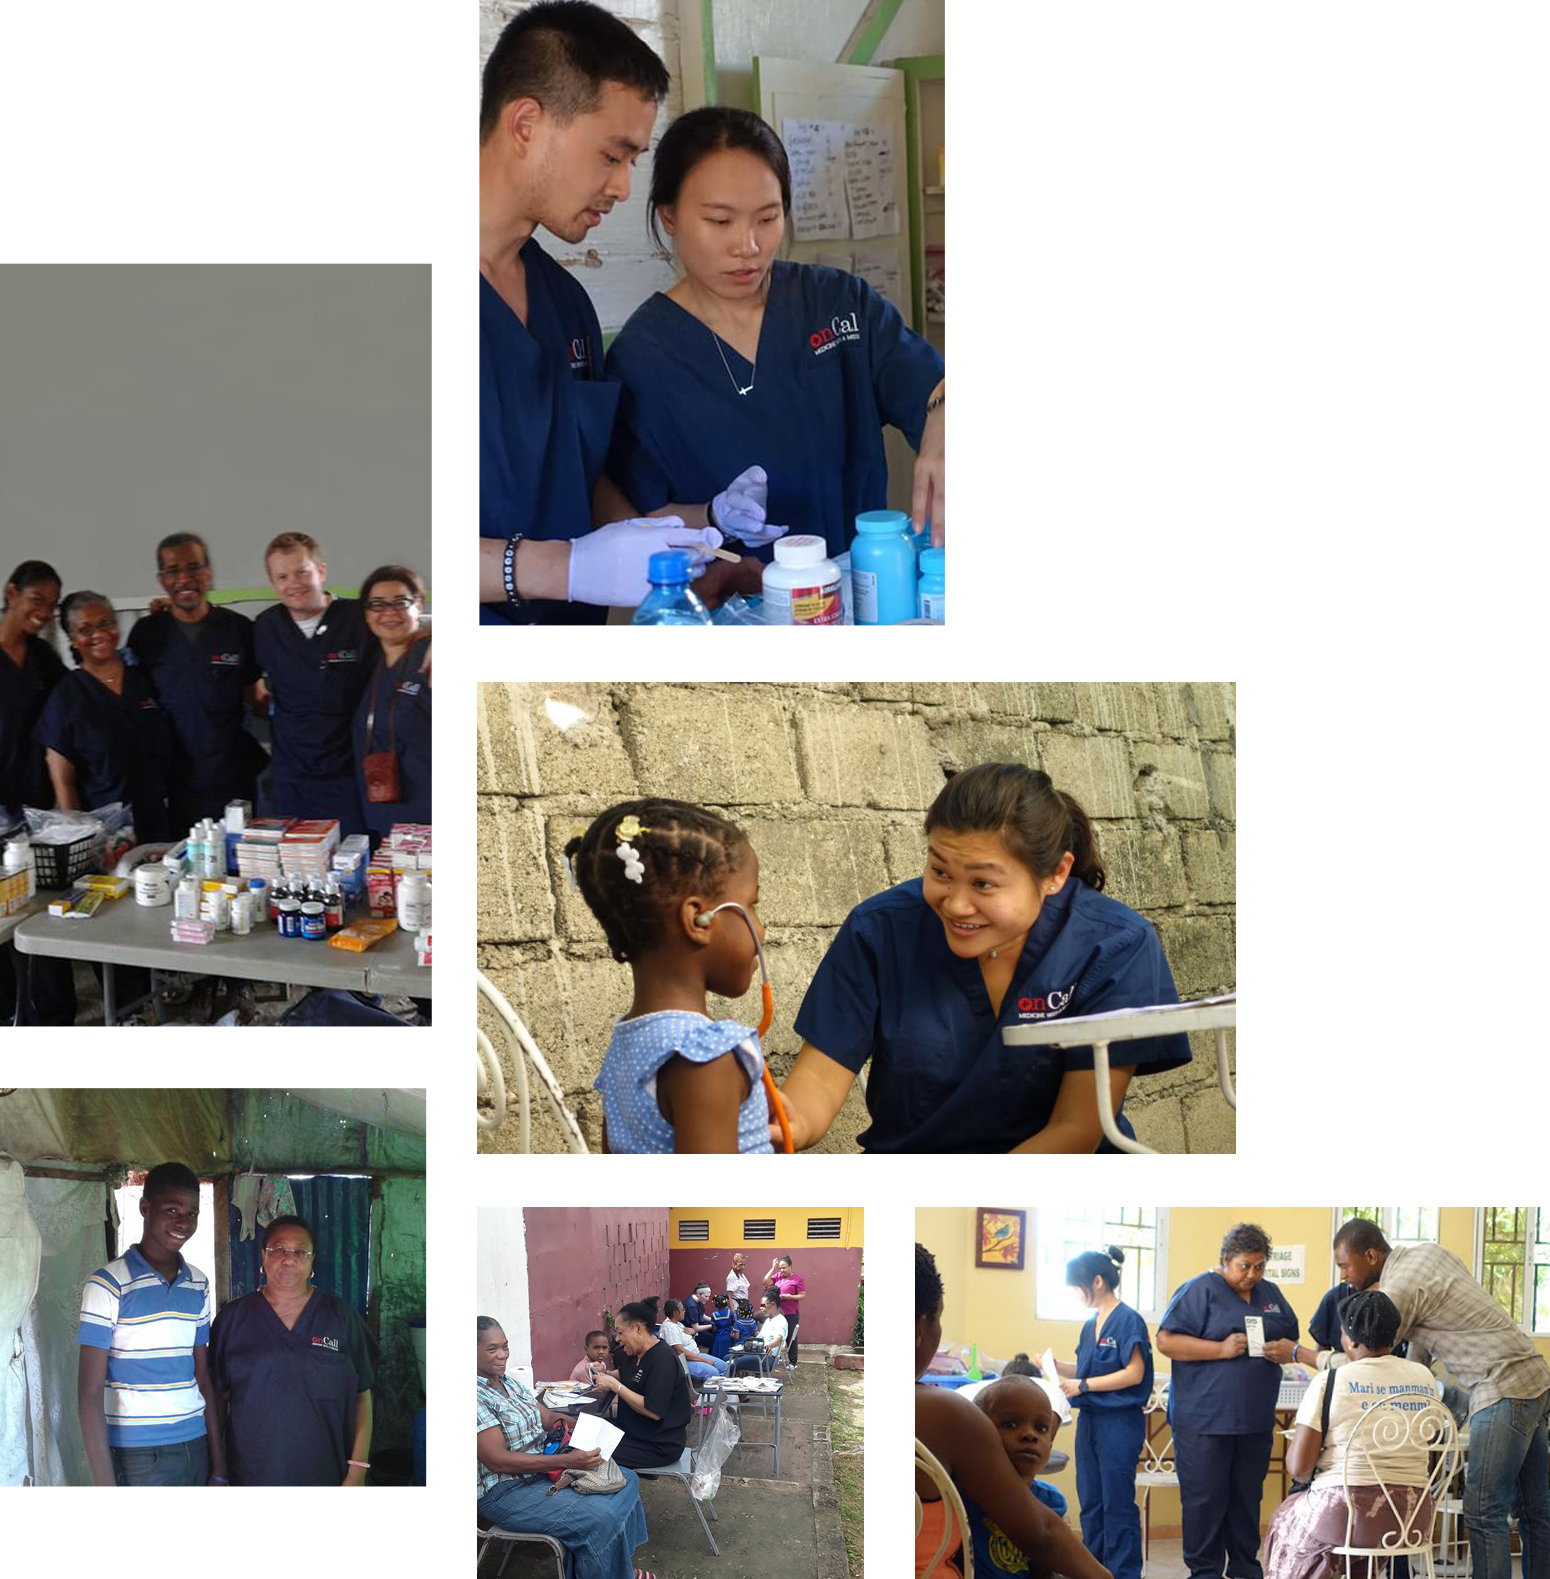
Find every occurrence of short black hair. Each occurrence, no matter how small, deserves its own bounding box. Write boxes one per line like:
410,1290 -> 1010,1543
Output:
143,1161 -> 199,1199
584,1329 -> 606,1346
155,532 -> 209,567
916,1242 -> 944,1321
261,1214 -> 316,1250
663,1297 -> 683,1319
647,107 -> 792,258
1002,1353 -> 1043,1377
478,1315 -> 503,1335
480,0 -> 669,142
1333,1218 -> 1392,1257
1220,1222 -> 1271,1262
4,560 -> 61,603
1338,1289 -> 1401,1350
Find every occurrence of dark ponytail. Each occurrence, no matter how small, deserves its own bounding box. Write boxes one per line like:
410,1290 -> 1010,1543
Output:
926,763 -> 1106,891
1066,1244 -> 1124,1293
617,1296 -> 661,1329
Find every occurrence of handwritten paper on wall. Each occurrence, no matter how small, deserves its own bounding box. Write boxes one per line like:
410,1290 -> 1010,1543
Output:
843,123 -> 899,240
783,119 -> 849,241
783,118 -> 901,243
852,250 -> 902,310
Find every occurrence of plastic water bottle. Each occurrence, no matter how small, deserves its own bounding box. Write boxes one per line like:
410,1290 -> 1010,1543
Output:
631,551 -> 713,625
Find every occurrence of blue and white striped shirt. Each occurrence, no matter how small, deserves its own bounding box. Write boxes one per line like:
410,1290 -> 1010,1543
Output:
77,1244 -> 211,1447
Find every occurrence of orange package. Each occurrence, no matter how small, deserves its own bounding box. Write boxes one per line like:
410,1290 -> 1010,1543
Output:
327,917 -> 398,952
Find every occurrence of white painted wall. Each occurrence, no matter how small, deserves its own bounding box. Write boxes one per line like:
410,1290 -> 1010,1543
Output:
477,1207 -> 531,1376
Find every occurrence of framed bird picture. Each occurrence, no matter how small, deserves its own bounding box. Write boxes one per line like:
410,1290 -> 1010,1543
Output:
975,1208 -> 1025,1270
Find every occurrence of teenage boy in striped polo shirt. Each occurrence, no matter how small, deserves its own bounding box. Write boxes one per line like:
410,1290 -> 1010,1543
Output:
77,1162 -> 227,1486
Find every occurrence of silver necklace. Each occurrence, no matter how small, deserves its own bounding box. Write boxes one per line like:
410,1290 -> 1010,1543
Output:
709,326 -> 754,396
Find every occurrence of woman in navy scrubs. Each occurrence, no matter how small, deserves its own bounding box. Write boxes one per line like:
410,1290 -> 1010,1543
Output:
606,107 -> 947,563
1053,1247 -> 1153,1579
778,762 -> 1191,1153
1156,1224 -> 1300,1579
209,1215 -> 376,1486
0,561 -> 77,1025
35,591 -> 173,842
352,565 -> 431,846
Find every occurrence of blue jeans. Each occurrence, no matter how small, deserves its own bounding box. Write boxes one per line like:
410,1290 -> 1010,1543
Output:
478,1464 -> 648,1579
1465,1389 -> 1550,1579
686,1355 -> 729,1379
111,1436 -> 209,1486
731,1352 -> 766,1375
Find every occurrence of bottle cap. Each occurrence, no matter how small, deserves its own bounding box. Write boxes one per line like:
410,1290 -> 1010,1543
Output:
772,535 -> 828,567
919,548 -> 945,574
647,551 -> 693,585
854,509 -> 910,535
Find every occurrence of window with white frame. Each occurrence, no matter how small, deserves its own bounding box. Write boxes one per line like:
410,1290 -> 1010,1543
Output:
1035,1208 -> 1167,1321
1475,1208 -> 1550,1334
1329,1207 -> 1438,1281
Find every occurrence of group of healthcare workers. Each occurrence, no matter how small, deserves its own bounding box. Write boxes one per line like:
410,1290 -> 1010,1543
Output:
0,536 -> 431,1023
478,0 -> 946,623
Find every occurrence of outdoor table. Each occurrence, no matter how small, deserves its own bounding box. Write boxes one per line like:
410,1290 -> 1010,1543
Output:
14,897 -> 430,1024
1,898 -> 46,1025
699,1373 -> 783,1477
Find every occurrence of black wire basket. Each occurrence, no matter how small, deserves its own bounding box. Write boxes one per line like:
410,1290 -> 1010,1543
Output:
30,830 -> 105,891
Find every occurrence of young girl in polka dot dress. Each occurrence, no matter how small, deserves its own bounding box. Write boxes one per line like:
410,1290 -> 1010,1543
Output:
565,798 -> 775,1154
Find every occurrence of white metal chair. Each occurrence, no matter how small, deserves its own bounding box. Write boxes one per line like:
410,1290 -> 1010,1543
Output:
1331,1394 -> 1460,1579
1136,1378 -> 1181,1573
916,1436 -> 973,1578
1000,994 -> 1236,1153
476,969 -> 588,1151
475,1525 -> 565,1579
634,1380 -> 730,1555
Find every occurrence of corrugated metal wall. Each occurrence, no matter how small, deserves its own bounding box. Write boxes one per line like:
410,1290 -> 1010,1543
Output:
226,1175 -> 374,1314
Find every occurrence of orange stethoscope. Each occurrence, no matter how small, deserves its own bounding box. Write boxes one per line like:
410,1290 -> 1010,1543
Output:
694,901 -> 794,1153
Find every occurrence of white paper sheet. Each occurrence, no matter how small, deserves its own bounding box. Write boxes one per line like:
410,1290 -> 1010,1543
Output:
843,123 -> 899,240
853,250 -> 902,309
783,119 -> 850,240
569,1410 -> 625,1460
1245,1315 -> 1265,1358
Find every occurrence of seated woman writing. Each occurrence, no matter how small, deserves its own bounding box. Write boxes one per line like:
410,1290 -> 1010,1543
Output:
915,1242 -> 1113,1579
1263,1290 -> 1440,1579
476,1318 -> 650,1579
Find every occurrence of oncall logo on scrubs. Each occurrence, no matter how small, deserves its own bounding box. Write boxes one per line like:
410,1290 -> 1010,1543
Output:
209,652 -> 242,667
325,649 -> 360,665
311,1335 -> 340,1351
1015,985 -> 1076,1020
568,336 -> 591,374
809,311 -> 862,356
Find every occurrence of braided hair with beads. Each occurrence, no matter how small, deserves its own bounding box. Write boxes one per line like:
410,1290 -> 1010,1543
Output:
563,798 -> 752,963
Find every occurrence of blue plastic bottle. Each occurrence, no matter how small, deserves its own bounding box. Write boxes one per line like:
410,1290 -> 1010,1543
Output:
850,510 -> 917,625
916,547 -> 945,621
630,551 -> 713,625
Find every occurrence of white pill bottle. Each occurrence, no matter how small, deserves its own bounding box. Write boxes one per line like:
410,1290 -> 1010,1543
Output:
761,535 -> 842,625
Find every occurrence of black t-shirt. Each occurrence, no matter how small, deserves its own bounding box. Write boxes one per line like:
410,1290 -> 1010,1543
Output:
615,1338 -> 691,1450
209,1289 -> 378,1486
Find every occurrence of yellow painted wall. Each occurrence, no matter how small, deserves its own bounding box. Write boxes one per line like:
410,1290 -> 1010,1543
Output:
670,1206 -> 863,1249
918,1207 -> 1550,1532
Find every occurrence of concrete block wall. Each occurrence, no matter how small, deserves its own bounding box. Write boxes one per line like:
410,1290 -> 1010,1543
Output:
477,682 -> 1236,1154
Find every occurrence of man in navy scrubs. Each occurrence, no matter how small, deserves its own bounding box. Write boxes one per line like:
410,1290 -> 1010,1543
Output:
477,0 -> 763,624
127,533 -> 267,831
252,532 -> 373,835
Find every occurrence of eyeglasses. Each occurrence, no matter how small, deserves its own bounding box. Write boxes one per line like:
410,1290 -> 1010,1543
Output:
364,596 -> 418,613
71,620 -> 118,639
157,561 -> 210,581
263,1246 -> 314,1261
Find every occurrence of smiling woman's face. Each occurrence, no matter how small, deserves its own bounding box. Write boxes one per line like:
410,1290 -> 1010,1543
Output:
922,829 -> 1055,962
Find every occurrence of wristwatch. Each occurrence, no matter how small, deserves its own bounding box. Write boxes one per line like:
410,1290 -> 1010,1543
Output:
1078,1379 -> 1090,1395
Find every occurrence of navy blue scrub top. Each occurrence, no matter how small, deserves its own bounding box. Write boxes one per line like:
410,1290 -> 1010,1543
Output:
1308,1282 -> 1350,1352
33,659 -> 173,841
253,599 -> 376,784
480,240 -> 620,626
353,640 -> 432,842
0,636 -> 67,811
791,878 -> 1192,1153
209,1289 -> 377,1486
127,607 -> 266,796
1075,1302 -> 1154,1411
1158,1271 -> 1300,1434
606,261 -> 945,561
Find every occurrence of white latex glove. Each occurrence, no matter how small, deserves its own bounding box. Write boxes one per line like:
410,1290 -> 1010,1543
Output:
567,516 -> 723,607
710,465 -> 788,548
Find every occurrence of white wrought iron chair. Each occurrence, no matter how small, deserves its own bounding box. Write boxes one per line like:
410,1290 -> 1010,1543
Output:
1136,1377 -> 1181,1573
1331,1394 -> 1460,1579
476,969 -> 588,1151
916,1436 -> 973,1578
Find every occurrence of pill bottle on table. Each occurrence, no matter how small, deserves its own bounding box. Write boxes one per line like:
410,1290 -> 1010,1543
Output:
762,535 -> 842,625
398,872 -> 432,931
135,865 -> 171,907
301,901 -> 326,940
916,547 -> 945,621
850,510 -> 917,625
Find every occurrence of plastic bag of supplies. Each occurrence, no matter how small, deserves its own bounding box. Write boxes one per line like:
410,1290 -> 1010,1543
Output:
688,1392 -> 740,1500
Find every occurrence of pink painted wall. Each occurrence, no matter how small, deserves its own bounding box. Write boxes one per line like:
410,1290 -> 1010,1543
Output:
668,1247 -> 864,1345
524,1209 -> 671,1383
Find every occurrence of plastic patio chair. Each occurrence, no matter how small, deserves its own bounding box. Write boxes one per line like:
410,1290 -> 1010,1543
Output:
916,1436 -> 973,1579
634,1381 -> 729,1555
1331,1393 -> 1460,1579
1136,1378 -> 1180,1573
475,1525 -> 565,1579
